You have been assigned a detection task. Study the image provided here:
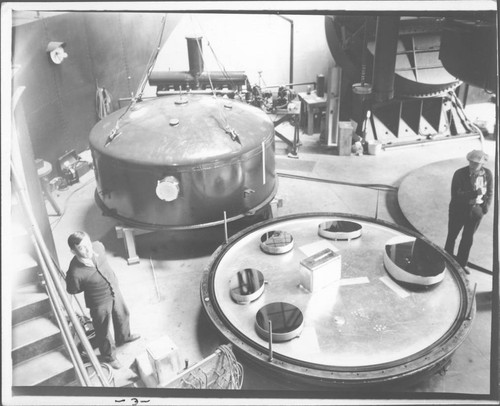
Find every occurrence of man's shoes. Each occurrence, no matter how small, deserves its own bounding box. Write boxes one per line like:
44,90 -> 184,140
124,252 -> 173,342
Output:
107,359 -> 123,369
117,334 -> 141,346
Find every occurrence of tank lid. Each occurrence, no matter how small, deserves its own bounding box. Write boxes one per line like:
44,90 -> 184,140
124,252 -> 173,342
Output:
89,94 -> 274,166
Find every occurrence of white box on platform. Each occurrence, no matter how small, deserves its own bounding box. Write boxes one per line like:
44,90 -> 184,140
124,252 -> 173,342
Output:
299,248 -> 341,292
146,335 -> 183,386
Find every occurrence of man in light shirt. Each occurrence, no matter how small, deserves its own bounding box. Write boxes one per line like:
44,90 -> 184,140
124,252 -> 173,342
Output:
444,150 -> 493,273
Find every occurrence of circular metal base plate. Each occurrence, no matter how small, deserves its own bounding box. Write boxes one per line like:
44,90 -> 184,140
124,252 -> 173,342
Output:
201,213 -> 474,388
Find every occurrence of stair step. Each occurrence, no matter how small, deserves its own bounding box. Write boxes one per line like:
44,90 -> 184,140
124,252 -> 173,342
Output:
14,253 -> 38,271
12,349 -> 75,386
12,285 -> 51,325
12,253 -> 40,287
12,316 -> 63,365
10,222 -> 33,253
11,221 -> 29,239
11,192 -> 21,208
11,195 -> 27,223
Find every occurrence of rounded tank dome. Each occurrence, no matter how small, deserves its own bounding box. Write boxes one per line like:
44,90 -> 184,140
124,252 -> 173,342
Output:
89,94 -> 277,229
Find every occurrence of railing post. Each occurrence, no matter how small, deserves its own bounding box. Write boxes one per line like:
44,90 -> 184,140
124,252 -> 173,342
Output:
11,163 -> 110,387
32,237 -> 91,386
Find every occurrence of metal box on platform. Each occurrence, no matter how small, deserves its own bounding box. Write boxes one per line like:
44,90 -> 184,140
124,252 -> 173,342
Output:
299,248 -> 341,292
146,335 -> 183,386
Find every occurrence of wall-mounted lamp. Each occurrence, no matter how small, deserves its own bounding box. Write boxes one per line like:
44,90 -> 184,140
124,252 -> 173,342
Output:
46,41 -> 68,64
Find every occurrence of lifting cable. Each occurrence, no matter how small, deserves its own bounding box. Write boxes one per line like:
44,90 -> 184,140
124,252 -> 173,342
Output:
193,35 -> 218,99
104,14 -> 167,147
134,14 -> 168,102
206,40 -> 239,90
191,21 -> 241,144
191,16 -> 238,89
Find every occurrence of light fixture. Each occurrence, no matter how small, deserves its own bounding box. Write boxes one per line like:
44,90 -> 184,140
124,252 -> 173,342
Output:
46,41 -> 68,64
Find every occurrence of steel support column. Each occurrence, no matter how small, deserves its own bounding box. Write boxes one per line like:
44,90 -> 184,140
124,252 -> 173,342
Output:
372,16 -> 400,103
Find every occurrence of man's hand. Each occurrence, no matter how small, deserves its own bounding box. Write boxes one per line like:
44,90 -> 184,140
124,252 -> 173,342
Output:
471,205 -> 484,220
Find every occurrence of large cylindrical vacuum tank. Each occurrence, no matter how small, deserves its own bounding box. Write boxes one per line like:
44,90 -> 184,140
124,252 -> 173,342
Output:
89,94 -> 277,229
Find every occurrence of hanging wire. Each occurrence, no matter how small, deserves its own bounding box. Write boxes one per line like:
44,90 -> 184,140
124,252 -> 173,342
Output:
190,15 -> 246,103
193,35 -> 217,99
104,14 -> 167,147
207,40 -> 246,102
218,344 -> 244,389
175,344 -> 243,389
49,177 -> 95,229
190,16 -> 236,86
206,39 -> 238,88
191,31 -> 241,144
95,83 -> 112,120
133,14 -> 167,102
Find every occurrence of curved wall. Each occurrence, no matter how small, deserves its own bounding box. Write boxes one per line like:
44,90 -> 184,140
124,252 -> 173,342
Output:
12,12 -> 180,166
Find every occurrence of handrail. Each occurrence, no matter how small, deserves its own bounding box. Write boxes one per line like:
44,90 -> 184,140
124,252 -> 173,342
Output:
31,234 -> 90,385
50,252 -> 89,318
11,162 -> 110,387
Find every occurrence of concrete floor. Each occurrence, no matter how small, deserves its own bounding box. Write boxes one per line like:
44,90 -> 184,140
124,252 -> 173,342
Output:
47,123 -> 496,401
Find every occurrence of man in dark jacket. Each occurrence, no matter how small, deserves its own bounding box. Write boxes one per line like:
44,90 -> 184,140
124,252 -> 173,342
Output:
66,231 -> 140,369
444,150 -> 493,272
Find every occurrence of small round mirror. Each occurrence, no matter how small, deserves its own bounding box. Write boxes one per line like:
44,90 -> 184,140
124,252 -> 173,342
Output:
255,302 -> 304,342
260,230 -> 294,254
318,220 -> 362,240
229,268 -> 265,304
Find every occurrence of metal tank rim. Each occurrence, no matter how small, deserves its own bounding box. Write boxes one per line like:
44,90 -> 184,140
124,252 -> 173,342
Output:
200,212 -> 476,388
94,180 -> 279,231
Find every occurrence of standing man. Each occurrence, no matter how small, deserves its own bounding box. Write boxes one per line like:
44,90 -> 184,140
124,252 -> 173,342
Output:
444,150 -> 493,273
66,231 -> 140,369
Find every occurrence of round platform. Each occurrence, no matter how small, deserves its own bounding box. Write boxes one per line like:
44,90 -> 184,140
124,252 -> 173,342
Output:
398,158 -> 494,271
201,213 -> 475,388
